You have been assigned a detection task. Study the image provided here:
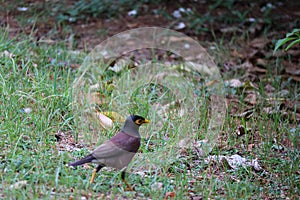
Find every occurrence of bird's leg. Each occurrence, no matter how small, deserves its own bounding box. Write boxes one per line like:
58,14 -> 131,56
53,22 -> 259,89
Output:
90,164 -> 103,184
121,170 -> 134,191
90,169 -> 97,184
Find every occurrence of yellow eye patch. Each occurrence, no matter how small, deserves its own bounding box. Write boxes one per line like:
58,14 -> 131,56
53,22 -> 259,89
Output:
135,119 -> 143,125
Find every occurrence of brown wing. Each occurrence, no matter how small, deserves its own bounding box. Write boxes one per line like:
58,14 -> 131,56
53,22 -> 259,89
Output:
92,131 -> 140,159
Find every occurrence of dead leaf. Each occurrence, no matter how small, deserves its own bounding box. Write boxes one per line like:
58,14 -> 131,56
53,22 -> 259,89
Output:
250,66 -> 267,73
223,60 -> 235,70
250,37 -> 269,49
240,60 -> 253,69
247,20 -> 263,35
236,125 -> 245,136
20,107 -> 32,113
165,191 -> 176,199
232,108 -> 254,119
174,22 -> 186,30
247,144 -> 255,152
285,61 -> 300,75
220,26 -> 241,33
38,39 -> 56,44
178,138 -> 191,148
151,182 -> 163,190
283,100 -> 300,113
256,58 -> 268,67
294,113 -> 300,123
227,96 -> 244,115
0,50 -> 15,58
271,144 -> 284,151
241,48 -> 258,59
95,112 -> 113,129
265,84 -> 275,92
231,49 -> 243,58
101,111 -> 125,122
205,79 -> 220,87
225,79 -> 243,88
89,83 -> 100,90
251,158 -> 262,171
282,74 -> 300,82
86,92 -> 106,105
274,49 -> 300,57
126,22 -> 139,28
230,175 -> 241,182
9,180 -> 28,189
244,93 -> 257,105
205,155 -> 262,171
262,107 -> 278,115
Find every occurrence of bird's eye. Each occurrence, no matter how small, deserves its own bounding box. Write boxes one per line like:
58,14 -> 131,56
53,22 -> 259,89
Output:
135,119 -> 142,125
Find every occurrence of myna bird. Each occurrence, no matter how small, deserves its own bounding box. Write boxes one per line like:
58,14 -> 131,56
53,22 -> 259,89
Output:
68,115 -> 150,190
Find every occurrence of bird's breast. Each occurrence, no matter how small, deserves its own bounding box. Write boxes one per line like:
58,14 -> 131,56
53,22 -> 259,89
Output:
110,131 -> 141,153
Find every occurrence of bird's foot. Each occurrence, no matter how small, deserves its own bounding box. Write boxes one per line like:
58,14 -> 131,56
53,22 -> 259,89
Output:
123,180 -> 134,191
125,186 -> 134,191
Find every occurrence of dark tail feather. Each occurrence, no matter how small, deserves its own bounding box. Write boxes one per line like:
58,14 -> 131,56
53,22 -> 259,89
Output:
68,154 -> 95,167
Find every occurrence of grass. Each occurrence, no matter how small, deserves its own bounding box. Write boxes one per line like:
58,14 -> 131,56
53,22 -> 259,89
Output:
0,15 -> 299,200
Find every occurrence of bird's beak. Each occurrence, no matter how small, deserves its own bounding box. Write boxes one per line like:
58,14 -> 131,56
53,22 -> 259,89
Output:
144,119 -> 150,123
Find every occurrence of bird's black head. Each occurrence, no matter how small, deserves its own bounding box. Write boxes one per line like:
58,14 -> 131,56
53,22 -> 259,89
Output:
130,115 -> 150,126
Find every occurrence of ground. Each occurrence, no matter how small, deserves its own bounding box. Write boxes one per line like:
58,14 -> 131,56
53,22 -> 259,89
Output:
0,1 -> 299,199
